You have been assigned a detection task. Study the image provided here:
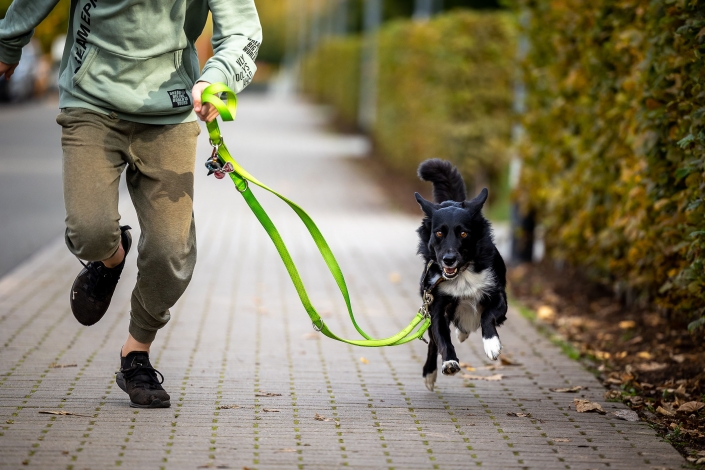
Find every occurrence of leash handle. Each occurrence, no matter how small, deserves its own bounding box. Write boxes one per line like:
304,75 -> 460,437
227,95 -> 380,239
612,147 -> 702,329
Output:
200,84 -> 431,347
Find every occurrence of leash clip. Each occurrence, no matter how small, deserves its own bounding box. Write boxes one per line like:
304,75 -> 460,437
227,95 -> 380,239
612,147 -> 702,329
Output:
418,290 -> 434,319
417,290 -> 433,344
205,141 -> 235,179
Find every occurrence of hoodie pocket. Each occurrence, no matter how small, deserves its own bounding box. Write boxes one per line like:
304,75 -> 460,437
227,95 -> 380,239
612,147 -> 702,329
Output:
71,45 -> 194,116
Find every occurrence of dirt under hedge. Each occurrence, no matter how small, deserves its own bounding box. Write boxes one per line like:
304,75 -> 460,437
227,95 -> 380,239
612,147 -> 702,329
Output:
508,262 -> 705,464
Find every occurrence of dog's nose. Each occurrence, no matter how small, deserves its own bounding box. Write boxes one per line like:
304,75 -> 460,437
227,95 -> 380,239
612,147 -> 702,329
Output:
442,254 -> 457,267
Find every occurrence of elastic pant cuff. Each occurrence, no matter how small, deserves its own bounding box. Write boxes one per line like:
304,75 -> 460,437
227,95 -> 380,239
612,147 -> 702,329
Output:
129,319 -> 159,344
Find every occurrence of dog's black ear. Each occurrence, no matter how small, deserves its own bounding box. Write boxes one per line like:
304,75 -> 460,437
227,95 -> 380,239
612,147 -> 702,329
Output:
415,192 -> 437,217
463,188 -> 488,215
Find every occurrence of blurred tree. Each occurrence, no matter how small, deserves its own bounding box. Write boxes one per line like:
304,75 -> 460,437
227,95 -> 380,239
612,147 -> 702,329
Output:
257,0 -> 287,63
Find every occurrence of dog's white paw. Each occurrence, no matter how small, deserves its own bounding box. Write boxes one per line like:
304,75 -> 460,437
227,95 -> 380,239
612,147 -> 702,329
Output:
483,336 -> 502,361
441,360 -> 461,376
424,370 -> 438,391
456,328 -> 469,343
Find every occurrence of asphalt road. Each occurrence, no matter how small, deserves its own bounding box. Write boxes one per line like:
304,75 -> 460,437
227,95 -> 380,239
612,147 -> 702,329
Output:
0,98 -> 66,278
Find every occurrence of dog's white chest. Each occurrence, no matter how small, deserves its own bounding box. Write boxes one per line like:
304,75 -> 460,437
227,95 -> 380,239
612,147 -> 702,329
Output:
438,267 -> 495,299
438,267 -> 495,334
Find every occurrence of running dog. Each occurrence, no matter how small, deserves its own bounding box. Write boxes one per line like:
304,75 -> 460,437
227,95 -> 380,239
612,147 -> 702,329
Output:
415,159 -> 508,391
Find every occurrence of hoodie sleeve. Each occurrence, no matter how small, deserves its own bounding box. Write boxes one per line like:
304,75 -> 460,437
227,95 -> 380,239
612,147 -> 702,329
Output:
0,0 -> 61,64
198,0 -> 262,93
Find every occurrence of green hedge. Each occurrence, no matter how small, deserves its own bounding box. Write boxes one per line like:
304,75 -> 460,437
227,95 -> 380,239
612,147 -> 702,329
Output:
515,0 -> 705,321
302,11 -> 516,202
301,37 -> 361,127
375,12 -> 516,197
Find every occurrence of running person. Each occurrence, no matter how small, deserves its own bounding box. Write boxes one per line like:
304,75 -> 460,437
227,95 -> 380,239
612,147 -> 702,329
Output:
0,0 -> 261,408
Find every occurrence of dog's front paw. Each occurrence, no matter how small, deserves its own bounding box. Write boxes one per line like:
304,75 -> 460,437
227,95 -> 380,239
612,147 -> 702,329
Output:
423,370 -> 438,391
483,336 -> 502,361
441,360 -> 461,376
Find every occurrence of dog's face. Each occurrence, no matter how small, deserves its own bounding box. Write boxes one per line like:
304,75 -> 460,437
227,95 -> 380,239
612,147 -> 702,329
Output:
415,189 -> 488,280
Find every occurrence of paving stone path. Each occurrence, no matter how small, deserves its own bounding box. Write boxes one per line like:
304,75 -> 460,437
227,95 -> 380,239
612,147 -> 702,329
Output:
0,93 -> 686,469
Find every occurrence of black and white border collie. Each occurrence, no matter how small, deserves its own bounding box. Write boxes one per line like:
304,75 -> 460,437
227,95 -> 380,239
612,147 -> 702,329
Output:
415,159 -> 508,391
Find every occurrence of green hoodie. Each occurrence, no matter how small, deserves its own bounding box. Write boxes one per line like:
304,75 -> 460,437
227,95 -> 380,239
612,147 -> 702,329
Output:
0,0 -> 261,124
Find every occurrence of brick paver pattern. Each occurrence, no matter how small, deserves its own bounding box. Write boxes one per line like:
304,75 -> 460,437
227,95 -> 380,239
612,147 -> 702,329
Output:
0,94 -> 685,469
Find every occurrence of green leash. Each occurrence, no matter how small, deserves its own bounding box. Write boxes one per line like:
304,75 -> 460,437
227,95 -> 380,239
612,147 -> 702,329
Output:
200,83 -> 431,347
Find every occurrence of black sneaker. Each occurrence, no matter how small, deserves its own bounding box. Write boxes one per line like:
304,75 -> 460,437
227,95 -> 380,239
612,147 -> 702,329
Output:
70,225 -> 132,326
115,351 -> 171,408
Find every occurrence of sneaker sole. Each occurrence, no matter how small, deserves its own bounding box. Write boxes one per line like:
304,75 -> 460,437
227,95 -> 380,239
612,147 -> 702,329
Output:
115,372 -> 171,409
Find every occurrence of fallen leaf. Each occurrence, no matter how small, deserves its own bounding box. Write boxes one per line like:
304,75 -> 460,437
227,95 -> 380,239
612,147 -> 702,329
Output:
625,396 -> 644,407
604,390 -> 622,400
462,374 -> 503,381
500,356 -> 521,366
671,354 -> 686,363
625,335 -> 643,345
301,333 -> 319,340
359,357 -> 369,364
656,406 -> 675,417
507,412 -> 531,418
553,438 -> 571,442
594,351 -> 611,360
697,458 -> 705,466
573,399 -> 605,414
5,420 -> 13,424
549,386 -> 583,393
458,362 -> 473,368
674,385 -> 688,400
217,405 -> 240,410
637,351 -> 653,360
38,410 -> 91,418
49,363 -> 77,368
611,410 -> 639,422
475,365 -> 499,371
255,392 -> 282,397
314,413 -> 333,422
636,362 -> 667,372
537,305 -> 555,322
618,320 -> 636,329
275,448 -> 296,453
388,272 -> 401,283
677,401 -> 705,414
262,408 -> 280,412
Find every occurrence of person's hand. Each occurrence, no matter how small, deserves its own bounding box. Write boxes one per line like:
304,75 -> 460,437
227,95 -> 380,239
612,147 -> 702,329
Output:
0,61 -> 19,80
192,81 -> 219,122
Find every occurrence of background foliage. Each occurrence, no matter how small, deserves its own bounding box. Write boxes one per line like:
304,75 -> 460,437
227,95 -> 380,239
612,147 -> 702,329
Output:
375,12 -> 515,200
514,0 -> 705,322
302,36 -> 361,126
302,11 -> 516,204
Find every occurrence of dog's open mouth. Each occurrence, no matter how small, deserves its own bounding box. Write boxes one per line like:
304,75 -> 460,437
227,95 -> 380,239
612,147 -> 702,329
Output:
442,267 -> 458,278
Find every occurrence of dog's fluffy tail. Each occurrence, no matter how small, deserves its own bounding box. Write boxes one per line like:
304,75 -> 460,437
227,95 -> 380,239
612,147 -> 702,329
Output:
418,159 -> 466,203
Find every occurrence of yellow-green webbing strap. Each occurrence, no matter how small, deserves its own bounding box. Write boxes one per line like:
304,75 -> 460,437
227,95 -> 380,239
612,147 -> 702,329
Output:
200,83 -> 430,347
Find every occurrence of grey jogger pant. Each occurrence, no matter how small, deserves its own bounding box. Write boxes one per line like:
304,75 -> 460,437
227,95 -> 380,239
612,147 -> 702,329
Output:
57,108 -> 200,343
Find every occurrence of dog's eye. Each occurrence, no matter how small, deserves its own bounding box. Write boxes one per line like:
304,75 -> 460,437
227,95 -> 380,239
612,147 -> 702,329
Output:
435,231 -> 443,238
460,232 -> 468,239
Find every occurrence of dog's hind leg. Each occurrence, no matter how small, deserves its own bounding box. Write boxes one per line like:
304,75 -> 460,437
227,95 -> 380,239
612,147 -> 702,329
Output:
422,338 -> 438,391
456,328 -> 469,343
